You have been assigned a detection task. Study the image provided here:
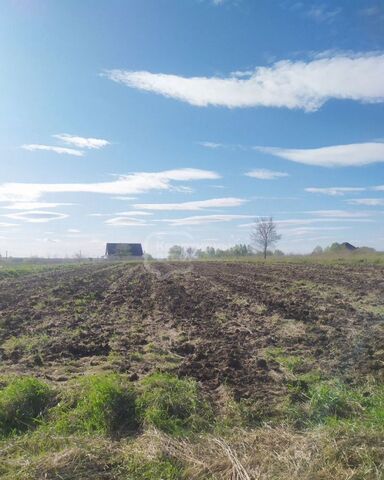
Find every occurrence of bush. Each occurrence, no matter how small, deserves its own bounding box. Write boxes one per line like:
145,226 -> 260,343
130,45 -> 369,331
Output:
136,373 -> 211,435
52,373 -> 136,435
0,377 -> 52,436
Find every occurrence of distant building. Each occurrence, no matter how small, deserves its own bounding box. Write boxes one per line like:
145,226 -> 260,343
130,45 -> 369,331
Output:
105,243 -> 143,259
340,242 -> 357,251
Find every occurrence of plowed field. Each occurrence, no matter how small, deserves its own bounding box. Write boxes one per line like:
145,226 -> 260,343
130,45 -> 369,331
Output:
1,261 -> 383,410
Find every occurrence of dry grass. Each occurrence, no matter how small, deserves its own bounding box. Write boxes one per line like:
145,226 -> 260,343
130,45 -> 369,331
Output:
1,422 -> 383,479
128,425 -> 384,480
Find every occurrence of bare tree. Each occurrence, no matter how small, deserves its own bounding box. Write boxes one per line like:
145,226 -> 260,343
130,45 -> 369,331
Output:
251,217 -> 281,259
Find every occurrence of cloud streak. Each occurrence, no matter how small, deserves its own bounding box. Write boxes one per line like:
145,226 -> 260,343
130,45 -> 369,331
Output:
161,214 -> 253,225
105,52 -> 384,111
2,202 -> 75,210
347,198 -> 384,206
21,144 -> 84,157
53,134 -> 110,149
305,187 -> 366,196
201,140 -> 384,167
0,169 -> 220,202
255,142 -> 384,167
133,197 -> 246,211
5,210 -> 69,223
245,169 -> 289,180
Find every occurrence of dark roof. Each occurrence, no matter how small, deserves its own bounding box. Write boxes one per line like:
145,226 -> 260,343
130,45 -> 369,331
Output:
105,243 -> 143,257
341,242 -> 357,251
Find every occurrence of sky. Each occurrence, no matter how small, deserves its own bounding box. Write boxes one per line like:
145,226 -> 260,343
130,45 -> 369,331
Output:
0,0 -> 384,257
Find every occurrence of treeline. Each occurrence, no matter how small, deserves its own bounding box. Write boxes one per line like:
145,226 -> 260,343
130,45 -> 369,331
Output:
168,244 -> 285,260
311,242 -> 376,255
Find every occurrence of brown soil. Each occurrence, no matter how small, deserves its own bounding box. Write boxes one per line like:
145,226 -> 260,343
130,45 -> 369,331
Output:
0,261 -> 383,408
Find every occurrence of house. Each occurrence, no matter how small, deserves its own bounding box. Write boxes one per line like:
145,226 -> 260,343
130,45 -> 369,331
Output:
105,243 -> 143,259
340,242 -> 357,251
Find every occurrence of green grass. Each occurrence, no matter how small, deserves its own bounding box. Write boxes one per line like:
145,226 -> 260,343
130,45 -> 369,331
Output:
123,455 -> 183,480
136,372 -> 212,435
287,378 -> 384,429
0,373 -> 382,479
0,377 -> 52,436
51,373 -> 136,435
1,334 -> 50,363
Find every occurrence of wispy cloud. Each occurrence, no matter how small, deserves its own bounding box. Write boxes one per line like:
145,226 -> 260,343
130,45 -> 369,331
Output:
53,134 -> 110,150
307,209 -> 374,218
161,214 -> 253,225
305,187 -> 366,196
5,210 -> 69,223
2,202 -> 75,210
282,226 -> 349,237
0,168 -> 220,202
239,215 -> 375,228
245,169 -> 289,180
133,197 -> 246,211
105,217 -> 152,227
255,142 -> 384,167
347,198 -> 384,206
0,222 -> 18,228
105,52 -> 384,111
200,140 -> 384,167
198,141 -> 224,149
306,4 -> 341,23
21,144 -> 84,157
114,211 -> 153,216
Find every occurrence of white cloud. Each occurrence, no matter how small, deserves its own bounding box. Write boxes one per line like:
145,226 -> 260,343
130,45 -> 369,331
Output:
307,209 -> 374,218
53,134 -> 110,150
239,216 -> 374,228
283,226 -> 349,237
133,197 -> 246,211
112,196 -> 137,201
2,202 -> 74,210
245,169 -> 289,180
67,229 -> 81,233
162,214 -> 253,225
0,168 -> 220,202
114,211 -> 153,216
373,185 -> 384,191
198,141 -> 224,149
5,210 -> 69,223
21,144 -> 84,157
105,52 -> 384,111
347,198 -> 384,206
305,187 -> 366,196
105,217 -> 152,227
0,222 -> 18,228
255,142 -> 384,167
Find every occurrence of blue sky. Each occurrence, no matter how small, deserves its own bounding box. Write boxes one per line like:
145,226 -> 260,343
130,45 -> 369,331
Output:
0,0 -> 383,257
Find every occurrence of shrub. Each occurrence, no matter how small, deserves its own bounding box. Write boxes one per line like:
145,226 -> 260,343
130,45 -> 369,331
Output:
52,373 -> 136,435
136,373 -> 211,435
0,377 -> 52,436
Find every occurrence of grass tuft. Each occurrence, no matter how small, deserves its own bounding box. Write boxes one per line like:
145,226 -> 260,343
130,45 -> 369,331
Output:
136,373 -> 211,435
0,377 -> 52,437
51,373 -> 136,435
